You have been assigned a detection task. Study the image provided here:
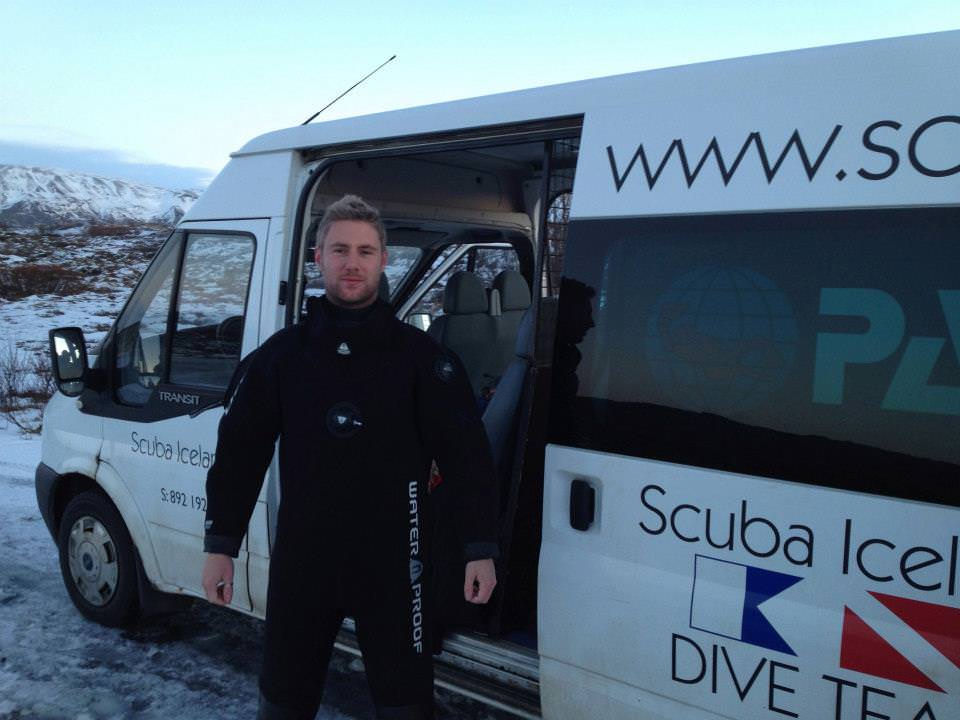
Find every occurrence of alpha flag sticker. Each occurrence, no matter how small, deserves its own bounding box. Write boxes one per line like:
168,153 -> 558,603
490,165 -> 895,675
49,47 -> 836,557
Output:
690,555 -> 803,655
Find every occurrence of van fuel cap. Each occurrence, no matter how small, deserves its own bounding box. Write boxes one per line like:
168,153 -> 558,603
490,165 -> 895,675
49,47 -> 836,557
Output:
326,401 -> 363,438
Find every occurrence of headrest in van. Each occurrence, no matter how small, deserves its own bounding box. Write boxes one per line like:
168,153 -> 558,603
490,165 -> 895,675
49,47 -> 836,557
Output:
443,271 -> 487,314
493,271 -> 531,311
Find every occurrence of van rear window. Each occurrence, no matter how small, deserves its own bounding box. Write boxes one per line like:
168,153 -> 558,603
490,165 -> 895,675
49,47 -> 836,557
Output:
549,208 -> 960,506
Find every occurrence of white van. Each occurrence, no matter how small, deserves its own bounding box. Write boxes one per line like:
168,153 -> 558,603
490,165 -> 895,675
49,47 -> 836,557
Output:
39,30 -> 959,719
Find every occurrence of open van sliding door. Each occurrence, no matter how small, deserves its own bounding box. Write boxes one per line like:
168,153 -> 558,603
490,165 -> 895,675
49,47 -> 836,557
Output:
96,219 -> 268,612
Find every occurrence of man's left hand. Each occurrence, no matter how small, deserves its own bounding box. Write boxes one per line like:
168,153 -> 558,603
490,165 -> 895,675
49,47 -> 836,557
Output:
464,558 -> 497,604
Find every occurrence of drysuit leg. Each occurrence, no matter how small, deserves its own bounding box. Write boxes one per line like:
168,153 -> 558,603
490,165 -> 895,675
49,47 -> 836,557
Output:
353,589 -> 435,719
257,573 -> 345,719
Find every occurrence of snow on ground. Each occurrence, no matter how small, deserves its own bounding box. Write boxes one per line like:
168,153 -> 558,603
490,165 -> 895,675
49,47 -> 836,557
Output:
0,421 -> 284,720
1,285 -> 120,352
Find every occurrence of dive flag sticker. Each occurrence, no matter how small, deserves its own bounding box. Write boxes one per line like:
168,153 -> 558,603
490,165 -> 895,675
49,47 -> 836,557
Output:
690,555 -> 803,655
839,591 -> 960,693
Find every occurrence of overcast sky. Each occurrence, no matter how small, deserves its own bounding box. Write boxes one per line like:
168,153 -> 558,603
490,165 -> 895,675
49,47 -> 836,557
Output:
1,0 -> 957,188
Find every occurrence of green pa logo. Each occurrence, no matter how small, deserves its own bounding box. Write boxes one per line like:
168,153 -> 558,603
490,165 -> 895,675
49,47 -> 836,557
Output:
814,289 -> 960,415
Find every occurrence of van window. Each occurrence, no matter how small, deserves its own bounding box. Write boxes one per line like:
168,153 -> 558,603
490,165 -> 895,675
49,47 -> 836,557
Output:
114,238 -> 180,404
168,233 -> 255,389
409,245 -> 519,320
114,233 -> 255,404
472,246 -> 521,286
541,137 -> 578,298
543,190 -> 571,298
408,251 -> 469,319
384,246 -> 421,294
550,207 -> 960,506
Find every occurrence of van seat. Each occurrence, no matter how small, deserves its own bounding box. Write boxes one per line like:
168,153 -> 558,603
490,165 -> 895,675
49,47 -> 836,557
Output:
488,288 -> 502,317
489,271 -> 531,378
482,306 -> 534,474
428,271 -> 497,395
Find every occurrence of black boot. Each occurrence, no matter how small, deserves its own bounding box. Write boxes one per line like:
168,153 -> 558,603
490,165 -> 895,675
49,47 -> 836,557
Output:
256,691 -> 318,720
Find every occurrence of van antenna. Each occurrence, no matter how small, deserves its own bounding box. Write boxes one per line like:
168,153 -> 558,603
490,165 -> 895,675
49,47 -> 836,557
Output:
301,55 -> 397,126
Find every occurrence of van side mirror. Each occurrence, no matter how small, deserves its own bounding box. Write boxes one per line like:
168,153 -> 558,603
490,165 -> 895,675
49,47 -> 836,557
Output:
407,313 -> 432,331
48,327 -> 89,397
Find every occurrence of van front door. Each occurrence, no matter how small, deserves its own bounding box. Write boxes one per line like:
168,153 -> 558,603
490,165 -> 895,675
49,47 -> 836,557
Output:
98,219 -> 267,611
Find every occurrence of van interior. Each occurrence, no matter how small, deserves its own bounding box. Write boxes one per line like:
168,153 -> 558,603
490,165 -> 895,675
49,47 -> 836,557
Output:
292,132 -> 580,654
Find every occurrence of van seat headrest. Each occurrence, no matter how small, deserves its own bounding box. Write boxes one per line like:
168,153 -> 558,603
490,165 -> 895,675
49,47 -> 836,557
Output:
493,271 -> 531,311
443,271 -> 487,314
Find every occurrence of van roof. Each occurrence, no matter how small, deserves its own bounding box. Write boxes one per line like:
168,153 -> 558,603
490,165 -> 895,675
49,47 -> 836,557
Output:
234,30 -> 959,159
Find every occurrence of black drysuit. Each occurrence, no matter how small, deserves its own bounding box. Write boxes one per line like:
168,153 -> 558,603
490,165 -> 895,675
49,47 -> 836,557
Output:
204,297 -> 499,719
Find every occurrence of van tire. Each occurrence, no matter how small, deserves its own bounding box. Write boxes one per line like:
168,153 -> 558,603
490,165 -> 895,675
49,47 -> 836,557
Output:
57,492 -> 140,627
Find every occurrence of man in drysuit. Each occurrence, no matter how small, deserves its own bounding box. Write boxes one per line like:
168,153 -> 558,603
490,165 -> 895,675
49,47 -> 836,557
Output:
201,195 -> 499,720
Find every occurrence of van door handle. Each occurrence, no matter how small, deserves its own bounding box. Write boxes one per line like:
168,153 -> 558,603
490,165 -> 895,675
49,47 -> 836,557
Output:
569,479 -> 595,531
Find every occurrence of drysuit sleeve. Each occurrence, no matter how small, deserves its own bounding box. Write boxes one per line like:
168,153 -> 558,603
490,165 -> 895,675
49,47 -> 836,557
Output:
417,349 -> 500,562
203,344 -> 282,557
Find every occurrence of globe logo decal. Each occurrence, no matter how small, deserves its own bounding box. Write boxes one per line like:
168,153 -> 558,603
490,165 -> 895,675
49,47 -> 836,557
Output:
645,266 -> 798,414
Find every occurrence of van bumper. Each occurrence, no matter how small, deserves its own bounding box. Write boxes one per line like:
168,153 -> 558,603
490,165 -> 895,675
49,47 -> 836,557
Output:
35,462 -> 58,540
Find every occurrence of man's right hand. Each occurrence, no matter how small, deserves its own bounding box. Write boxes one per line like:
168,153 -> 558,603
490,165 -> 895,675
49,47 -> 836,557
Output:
202,553 -> 234,606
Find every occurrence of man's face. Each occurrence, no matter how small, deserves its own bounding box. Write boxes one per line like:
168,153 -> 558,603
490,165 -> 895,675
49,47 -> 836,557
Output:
315,220 -> 387,308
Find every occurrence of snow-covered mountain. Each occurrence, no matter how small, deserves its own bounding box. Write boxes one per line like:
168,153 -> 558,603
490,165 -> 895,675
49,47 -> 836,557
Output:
0,164 -> 198,228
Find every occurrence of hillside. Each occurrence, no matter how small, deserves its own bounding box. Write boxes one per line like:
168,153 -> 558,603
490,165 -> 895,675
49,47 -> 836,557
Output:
0,164 -> 197,228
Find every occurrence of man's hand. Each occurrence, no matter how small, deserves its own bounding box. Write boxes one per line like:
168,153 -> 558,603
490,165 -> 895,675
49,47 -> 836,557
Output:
202,553 -> 234,606
464,558 -> 497,604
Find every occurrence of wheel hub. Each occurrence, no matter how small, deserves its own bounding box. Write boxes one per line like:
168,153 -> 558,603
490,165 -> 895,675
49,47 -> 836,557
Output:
78,541 -> 100,578
67,516 -> 119,607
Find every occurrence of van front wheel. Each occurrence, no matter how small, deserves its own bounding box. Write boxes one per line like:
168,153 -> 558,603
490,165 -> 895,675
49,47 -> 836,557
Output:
58,492 -> 139,627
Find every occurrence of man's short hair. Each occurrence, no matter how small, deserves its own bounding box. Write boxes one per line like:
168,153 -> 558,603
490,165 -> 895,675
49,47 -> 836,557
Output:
316,194 -> 386,251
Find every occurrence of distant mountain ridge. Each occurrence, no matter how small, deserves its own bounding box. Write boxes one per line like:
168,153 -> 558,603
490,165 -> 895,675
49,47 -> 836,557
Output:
0,164 -> 198,228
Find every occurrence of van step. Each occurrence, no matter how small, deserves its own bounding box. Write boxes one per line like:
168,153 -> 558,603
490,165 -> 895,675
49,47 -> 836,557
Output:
335,625 -> 542,718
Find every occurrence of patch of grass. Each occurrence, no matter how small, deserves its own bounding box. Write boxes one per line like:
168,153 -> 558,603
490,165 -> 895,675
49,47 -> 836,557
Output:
0,263 -> 97,300
87,223 -> 137,237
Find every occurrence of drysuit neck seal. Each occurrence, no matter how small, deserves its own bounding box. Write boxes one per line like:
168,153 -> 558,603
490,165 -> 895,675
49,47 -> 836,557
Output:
305,295 -> 396,351
318,295 -> 379,327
